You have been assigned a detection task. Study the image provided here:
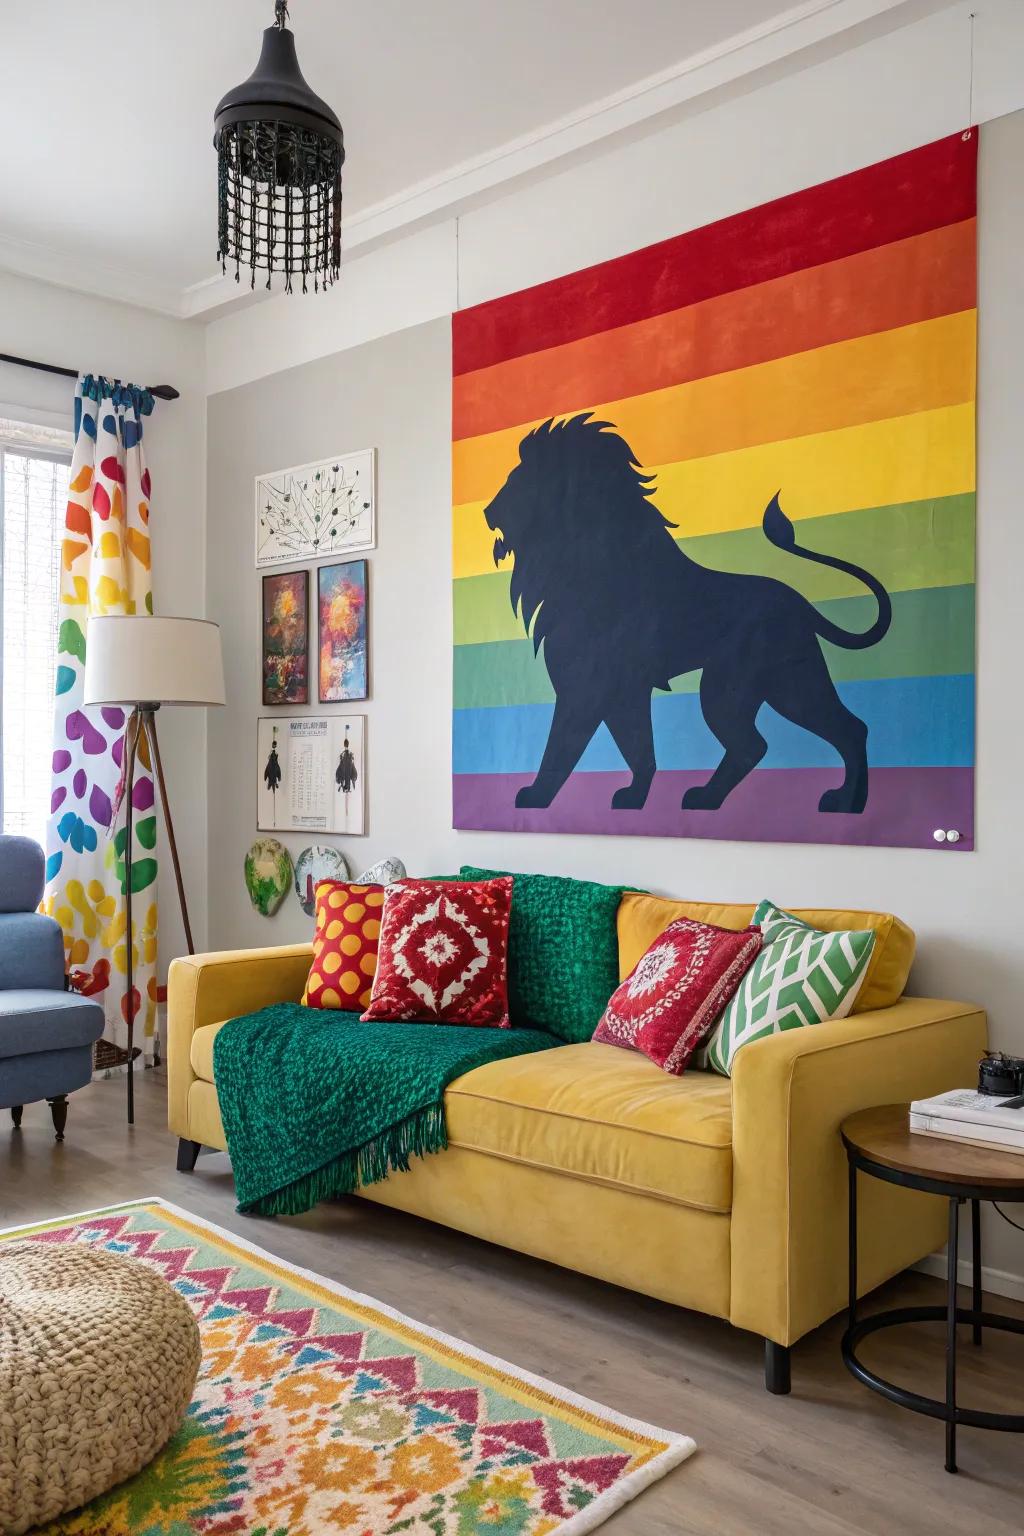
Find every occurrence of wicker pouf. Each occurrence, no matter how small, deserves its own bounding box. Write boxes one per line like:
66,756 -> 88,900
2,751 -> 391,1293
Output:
0,1241 -> 201,1535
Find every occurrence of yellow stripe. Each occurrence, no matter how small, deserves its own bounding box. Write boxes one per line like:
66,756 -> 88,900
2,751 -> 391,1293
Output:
452,311 -> 976,508
453,402 -> 975,580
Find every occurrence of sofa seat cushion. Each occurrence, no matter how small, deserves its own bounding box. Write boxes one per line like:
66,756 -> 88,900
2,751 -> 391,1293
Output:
191,1020 -> 227,1082
0,989 -> 104,1059
446,1042 -> 733,1212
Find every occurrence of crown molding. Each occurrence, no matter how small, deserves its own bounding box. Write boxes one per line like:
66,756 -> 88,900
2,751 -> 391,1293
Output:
0,0 -> 950,323
0,230 -> 185,319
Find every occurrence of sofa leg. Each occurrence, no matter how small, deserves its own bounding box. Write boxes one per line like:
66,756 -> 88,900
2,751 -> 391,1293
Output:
176,1137 -> 202,1173
47,1096 -> 68,1143
765,1340 -> 791,1395
10,1106 -> 23,1129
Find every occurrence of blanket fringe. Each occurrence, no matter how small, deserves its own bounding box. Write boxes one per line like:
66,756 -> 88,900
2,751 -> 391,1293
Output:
241,1102 -> 448,1217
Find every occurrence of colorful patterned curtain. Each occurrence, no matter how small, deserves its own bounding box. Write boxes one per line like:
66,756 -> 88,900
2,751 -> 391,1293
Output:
42,376 -> 158,1067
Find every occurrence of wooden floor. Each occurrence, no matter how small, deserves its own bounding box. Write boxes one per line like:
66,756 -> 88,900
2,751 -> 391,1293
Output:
2,1072 -> 1022,1536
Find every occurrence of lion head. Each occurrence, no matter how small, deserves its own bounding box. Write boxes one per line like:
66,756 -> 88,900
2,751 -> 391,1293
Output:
482,414 -> 674,653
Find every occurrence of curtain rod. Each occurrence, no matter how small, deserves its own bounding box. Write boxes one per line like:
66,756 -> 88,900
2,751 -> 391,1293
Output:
0,352 -> 179,402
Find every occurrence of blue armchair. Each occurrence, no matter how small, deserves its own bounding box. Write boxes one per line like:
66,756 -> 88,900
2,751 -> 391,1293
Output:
0,835 -> 104,1140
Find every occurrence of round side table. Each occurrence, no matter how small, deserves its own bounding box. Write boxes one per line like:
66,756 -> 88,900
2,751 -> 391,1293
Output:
841,1104 -> 1024,1474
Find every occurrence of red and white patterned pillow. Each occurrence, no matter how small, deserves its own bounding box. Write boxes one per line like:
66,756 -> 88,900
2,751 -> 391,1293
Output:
594,917 -> 762,1074
360,877 -> 514,1028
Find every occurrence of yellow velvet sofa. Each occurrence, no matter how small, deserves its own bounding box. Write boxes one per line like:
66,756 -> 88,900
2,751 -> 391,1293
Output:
167,894 -> 986,1393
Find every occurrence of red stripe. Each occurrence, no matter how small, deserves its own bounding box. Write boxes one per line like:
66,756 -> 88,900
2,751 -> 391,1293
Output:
453,131 -> 978,377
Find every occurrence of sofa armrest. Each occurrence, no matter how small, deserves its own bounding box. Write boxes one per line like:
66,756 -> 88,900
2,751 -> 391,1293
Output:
728,996 -> 987,1347
167,943 -> 313,1138
0,912 -> 65,992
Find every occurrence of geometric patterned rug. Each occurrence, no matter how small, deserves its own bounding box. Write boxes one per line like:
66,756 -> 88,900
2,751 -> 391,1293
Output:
3,1200 -> 694,1534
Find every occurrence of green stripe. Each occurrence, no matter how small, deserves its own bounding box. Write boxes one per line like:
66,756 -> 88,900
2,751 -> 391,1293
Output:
453,493 -> 975,646
453,584 -> 975,708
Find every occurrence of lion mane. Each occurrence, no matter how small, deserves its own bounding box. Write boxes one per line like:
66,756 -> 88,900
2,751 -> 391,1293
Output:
485,413 -> 675,658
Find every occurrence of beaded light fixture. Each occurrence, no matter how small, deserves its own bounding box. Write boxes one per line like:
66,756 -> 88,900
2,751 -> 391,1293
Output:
214,0 -> 344,293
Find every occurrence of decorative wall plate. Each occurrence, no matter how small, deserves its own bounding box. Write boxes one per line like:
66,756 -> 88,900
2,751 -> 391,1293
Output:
355,856 -> 407,886
294,844 -> 350,915
244,838 -> 293,916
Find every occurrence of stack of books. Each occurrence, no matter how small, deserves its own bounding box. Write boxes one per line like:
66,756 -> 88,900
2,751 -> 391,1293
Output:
910,1088 -> 1024,1154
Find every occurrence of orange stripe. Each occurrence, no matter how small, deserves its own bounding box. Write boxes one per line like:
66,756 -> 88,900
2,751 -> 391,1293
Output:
453,218 -> 976,442
452,311 -> 976,509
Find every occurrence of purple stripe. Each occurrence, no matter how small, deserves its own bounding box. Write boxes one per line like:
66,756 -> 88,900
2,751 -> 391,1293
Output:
452,768 -> 974,851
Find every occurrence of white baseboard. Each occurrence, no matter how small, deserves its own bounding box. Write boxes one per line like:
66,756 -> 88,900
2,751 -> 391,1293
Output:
915,1252 -> 1024,1304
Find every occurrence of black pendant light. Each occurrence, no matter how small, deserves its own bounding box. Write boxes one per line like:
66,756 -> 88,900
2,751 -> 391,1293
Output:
214,0 -> 344,293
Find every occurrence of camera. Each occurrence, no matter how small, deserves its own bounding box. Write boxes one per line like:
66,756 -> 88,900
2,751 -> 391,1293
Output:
977,1051 -> 1024,1097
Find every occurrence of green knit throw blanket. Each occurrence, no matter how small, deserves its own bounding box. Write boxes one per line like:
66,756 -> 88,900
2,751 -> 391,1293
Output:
213,1003 -> 559,1217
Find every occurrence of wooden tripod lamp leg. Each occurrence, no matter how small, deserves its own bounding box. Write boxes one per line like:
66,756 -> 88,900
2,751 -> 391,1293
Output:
123,707 -> 142,1126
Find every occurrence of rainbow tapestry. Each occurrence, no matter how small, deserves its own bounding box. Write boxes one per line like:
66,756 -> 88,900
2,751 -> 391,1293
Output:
451,132 -> 977,850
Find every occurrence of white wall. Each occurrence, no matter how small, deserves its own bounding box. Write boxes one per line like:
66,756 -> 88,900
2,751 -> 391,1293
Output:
0,272 -> 209,962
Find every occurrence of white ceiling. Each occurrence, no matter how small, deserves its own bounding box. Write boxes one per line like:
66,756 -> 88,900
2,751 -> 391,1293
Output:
0,0 -> 929,317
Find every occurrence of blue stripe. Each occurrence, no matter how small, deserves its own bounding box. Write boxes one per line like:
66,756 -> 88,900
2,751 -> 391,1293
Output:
452,675 -> 975,775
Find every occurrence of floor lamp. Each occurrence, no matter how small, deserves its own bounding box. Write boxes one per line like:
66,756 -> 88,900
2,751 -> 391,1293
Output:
83,616 -> 225,1123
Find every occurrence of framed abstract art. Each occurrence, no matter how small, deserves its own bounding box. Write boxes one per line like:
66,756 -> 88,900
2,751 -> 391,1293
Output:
318,558 -> 368,702
262,569 -> 309,706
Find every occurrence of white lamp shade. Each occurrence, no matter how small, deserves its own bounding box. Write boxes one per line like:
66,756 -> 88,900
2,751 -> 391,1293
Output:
83,616 -> 225,707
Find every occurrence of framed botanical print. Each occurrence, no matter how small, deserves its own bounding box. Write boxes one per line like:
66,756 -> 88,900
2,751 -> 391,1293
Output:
318,558 -> 368,702
255,448 -> 376,568
262,569 -> 309,705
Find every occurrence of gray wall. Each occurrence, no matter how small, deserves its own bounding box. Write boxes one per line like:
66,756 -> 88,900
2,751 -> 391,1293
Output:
207,111 -> 1024,1284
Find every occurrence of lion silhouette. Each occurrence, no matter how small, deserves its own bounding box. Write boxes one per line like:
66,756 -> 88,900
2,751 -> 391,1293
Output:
483,414 -> 891,814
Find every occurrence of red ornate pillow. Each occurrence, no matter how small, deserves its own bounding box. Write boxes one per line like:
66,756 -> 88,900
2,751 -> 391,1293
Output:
594,917 -> 762,1074
303,882 -> 385,1011
361,877 -> 513,1027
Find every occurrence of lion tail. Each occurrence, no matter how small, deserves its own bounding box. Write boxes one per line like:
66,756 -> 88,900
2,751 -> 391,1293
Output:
762,492 -> 892,651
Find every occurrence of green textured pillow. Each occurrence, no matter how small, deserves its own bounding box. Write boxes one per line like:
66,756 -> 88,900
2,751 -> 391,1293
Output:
706,899 -> 876,1076
459,866 -> 627,1042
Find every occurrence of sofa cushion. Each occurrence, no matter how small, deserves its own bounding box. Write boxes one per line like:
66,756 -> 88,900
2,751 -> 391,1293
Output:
617,892 -> 914,1013
0,990 -> 104,1059
191,1020 -> 227,1083
445,1041 -> 733,1212
303,881 -> 384,1011
459,867 -> 626,1042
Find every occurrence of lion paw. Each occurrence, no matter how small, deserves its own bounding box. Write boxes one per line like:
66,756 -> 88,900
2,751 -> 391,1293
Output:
818,786 -> 864,814
681,783 -> 724,810
515,784 -> 556,809
611,783 -> 652,810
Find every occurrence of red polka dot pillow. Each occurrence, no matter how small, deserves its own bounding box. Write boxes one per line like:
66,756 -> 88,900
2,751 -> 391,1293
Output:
361,876 -> 513,1027
303,882 -> 385,1012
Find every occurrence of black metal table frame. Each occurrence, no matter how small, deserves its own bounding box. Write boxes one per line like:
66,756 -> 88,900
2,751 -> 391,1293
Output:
841,1140 -> 1024,1473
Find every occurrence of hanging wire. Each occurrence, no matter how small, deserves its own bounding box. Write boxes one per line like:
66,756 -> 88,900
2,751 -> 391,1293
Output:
962,10 -> 976,141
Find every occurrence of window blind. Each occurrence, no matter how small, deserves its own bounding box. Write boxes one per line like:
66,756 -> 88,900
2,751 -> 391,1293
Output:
1,434 -> 71,849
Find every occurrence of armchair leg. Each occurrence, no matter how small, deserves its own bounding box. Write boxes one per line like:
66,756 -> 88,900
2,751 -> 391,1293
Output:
176,1138 -> 202,1173
765,1340 -> 791,1395
11,1106 -> 23,1129
47,1096 -> 68,1143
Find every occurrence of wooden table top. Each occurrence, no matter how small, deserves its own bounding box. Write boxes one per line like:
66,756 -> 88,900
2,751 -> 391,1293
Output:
841,1104 -> 1024,1191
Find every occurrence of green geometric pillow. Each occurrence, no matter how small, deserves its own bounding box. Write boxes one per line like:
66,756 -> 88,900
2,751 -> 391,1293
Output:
459,866 -> 627,1043
706,900 -> 876,1076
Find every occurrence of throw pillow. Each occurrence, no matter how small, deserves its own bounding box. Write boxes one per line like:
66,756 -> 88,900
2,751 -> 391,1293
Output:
459,866 -> 629,1043
594,917 -> 762,1074
361,876 -> 514,1027
706,900 -> 877,1076
303,882 -> 385,1011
